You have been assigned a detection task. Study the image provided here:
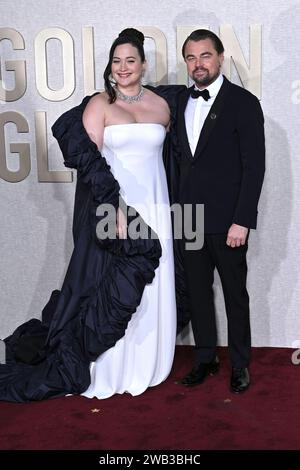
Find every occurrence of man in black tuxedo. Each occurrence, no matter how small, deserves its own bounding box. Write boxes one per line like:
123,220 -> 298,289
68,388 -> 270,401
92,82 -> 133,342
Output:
177,29 -> 265,393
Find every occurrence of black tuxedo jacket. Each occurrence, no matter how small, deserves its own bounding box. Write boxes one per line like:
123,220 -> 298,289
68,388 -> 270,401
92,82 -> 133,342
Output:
177,76 -> 265,233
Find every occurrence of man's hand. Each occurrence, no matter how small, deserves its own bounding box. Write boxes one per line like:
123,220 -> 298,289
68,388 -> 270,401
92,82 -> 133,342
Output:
226,224 -> 249,248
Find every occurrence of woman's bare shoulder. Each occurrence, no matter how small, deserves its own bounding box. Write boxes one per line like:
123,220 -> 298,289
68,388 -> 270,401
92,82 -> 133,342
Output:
143,87 -> 169,110
84,92 -> 110,112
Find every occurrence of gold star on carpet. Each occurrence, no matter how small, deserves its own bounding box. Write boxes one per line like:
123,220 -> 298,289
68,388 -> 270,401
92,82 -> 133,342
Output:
91,408 -> 101,413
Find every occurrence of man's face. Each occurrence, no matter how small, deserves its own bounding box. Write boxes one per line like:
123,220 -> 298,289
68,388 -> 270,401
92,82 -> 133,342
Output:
184,38 -> 224,88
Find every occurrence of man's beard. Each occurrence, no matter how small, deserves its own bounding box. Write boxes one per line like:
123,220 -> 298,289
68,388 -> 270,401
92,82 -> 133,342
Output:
192,68 -> 220,88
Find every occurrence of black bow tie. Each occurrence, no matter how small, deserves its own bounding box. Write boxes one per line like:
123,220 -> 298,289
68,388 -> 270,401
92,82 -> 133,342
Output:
190,88 -> 210,101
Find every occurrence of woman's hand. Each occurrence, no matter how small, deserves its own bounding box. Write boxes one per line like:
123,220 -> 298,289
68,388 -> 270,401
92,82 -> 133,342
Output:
116,207 -> 127,239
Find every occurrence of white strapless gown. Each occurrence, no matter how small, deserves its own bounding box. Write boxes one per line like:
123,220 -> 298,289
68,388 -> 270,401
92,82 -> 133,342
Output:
82,123 -> 177,399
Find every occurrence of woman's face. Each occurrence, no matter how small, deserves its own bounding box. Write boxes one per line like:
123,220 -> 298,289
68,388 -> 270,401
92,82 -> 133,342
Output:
111,43 -> 145,88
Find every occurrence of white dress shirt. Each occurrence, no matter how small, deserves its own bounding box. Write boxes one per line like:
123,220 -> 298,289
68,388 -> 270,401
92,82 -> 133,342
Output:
184,74 -> 224,155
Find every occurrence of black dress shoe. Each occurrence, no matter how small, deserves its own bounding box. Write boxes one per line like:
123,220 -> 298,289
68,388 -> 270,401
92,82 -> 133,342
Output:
230,367 -> 250,393
179,357 -> 220,387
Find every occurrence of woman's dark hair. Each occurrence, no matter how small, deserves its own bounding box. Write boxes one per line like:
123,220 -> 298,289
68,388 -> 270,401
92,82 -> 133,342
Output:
104,28 -> 145,103
182,29 -> 224,58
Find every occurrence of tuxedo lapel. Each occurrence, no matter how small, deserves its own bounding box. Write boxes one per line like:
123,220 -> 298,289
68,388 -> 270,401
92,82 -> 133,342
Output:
193,77 -> 231,160
177,86 -> 194,161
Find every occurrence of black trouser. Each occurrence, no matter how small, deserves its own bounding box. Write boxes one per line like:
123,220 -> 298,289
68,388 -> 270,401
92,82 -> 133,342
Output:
184,233 -> 251,368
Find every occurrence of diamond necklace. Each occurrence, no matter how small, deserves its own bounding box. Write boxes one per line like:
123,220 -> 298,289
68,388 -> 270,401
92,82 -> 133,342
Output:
115,86 -> 144,104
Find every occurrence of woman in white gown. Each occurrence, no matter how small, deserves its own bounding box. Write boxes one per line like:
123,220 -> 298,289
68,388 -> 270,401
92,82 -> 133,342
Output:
81,28 -> 177,399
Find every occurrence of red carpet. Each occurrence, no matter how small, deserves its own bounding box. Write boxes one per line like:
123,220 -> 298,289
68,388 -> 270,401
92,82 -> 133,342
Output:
0,346 -> 299,450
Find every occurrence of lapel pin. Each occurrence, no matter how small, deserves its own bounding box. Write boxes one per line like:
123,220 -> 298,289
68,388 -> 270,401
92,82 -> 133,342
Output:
210,113 -> 217,120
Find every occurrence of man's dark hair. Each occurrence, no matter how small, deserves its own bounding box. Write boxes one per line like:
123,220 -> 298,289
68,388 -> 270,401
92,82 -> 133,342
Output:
182,29 -> 224,58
